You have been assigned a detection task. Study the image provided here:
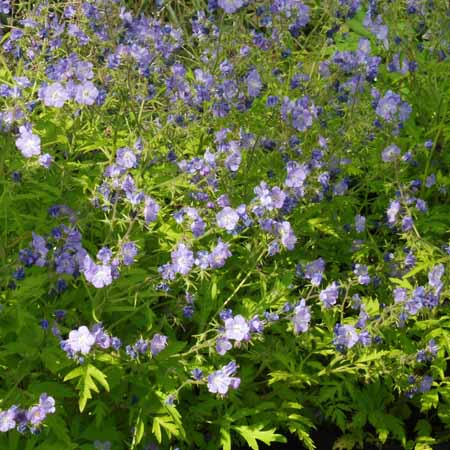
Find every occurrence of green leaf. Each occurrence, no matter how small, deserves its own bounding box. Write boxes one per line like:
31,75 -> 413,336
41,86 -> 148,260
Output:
88,365 -> 110,392
152,415 -> 180,442
220,425 -> 231,450
233,425 -> 286,450
152,416 -> 162,443
63,364 -> 109,412
132,411 -> 145,448
63,367 -> 84,382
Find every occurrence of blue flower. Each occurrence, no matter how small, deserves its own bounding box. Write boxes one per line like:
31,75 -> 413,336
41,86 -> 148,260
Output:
116,147 -> 137,169
16,125 -> 41,158
150,334 -> 168,356
65,326 -> 96,355
304,258 -> 325,286
216,207 -> 240,231
39,82 -> 69,107
82,255 -> 113,288
74,81 -> 98,105
381,144 -> 401,162
207,362 -> 240,395
333,324 -> 359,350
292,299 -> 311,333
319,282 -> 339,308
224,315 -> 250,342
246,69 -> 262,98
171,243 -> 194,276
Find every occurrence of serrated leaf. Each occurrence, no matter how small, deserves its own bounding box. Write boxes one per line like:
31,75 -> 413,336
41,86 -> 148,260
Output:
233,425 -> 286,450
63,367 -> 84,382
88,364 -> 110,392
152,416 -> 162,443
64,364 -> 108,412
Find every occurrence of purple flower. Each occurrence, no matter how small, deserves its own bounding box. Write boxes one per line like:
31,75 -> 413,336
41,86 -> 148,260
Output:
116,147 -> 137,169
375,90 -> 411,122
74,81 -> 98,105
0,409 -> 16,432
319,282 -> 339,308
382,144 -> 401,162
425,174 -> 436,188
111,337 -> 122,350
40,82 -> 69,107
195,250 -> 210,270
191,368 -> 203,380
393,287 -> 407,303
218,0 -> 244,14
278,221 -> 297,250
387,199 -> 401,224
0,0 -> 10,14
16,125 -> 41,158
428,264 -> 444,292
333,324 -> 359,350
97,247 -> 112,264
38,153 -> 53,168
83,255 -> 113,288
225,150 -> 242,172
150,334 -> 168,356
216,207 -> 240,231
216,337 -> 232,355
427,339 -> 439,357
121,242 -> 138,266
171,243 -> 194,276
284,162 -> 310,189
401,216 -> 414,232
358,330 -> 372,346
224,315 -> 250,342
38,394 -> 55,414
207,361 -> 240,395
249,315 -> 264,333
254,183 -> 287,211
354,264 -> 370,285
208,239 -> 232,268
405,286 -> 425,315
27,406 -> 46,425
91,324 -> 111,349
419,376 -> 433,393
246,69 -> 262,97
32,232 -> 48,266
66,325 -> 96,355
355,214 -> 366,233
144,195 -> 160,224
292,299 -> 311,333
304,258 -> 325,286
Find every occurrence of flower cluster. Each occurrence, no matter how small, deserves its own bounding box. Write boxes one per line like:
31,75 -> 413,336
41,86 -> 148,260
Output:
59,324 -> 168,362
0,394 -> 55,433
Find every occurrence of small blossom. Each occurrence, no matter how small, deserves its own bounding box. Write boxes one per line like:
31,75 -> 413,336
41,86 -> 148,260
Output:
355,214 -> 366,233
66,325 -> 96,355
292,299 -> 311,333
16,125 -> 41,158
224,315 -> 250,342
304,258 -> 325,286
150,334 -> 168,356
216,207 -> 240,231
40,82 -> 69,107
218,0 -> 244,14
216,337 -> 232,355
381,144 -> 401,162
319,282 -> 339,308
207,361 -> 240,395
333,324 -> 359,350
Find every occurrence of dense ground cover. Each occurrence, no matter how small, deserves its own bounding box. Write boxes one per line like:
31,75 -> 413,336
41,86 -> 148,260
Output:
1,0 -> 450,449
